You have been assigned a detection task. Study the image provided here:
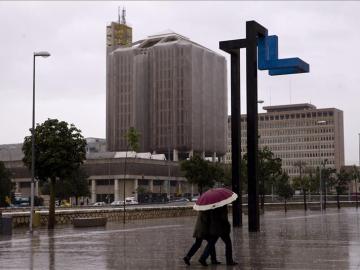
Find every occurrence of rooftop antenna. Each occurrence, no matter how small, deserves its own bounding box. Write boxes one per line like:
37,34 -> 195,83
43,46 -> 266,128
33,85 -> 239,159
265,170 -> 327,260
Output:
269,88 -> 272,106
289,78 -> 292,104
118,6 -> 121,23
121,7 -> 126,25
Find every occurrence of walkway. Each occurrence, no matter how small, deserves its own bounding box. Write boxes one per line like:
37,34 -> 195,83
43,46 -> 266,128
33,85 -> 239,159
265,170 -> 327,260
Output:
1,208 -> 360,269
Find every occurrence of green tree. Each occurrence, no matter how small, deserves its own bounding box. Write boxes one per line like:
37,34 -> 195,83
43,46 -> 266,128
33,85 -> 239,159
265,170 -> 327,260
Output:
308,167 -> 320,194
222,157 -> 247,191
292,175 -> 311,211
22,119 -> 86,229
275,172 -> 294,212
322,167 -> 336,209
209,162 -> 225,185
0,161 -> 13,207
40,171 -> 89,208
181,155 -> 220,194
351,165 -> 360,206
62,168 -> 90,205
41,169 -> 89,206
292,160 -> 309,211
244,147 -> 282,211
125,127 -> 140,152
123,127 -> 140,223
328,168 -> 351,209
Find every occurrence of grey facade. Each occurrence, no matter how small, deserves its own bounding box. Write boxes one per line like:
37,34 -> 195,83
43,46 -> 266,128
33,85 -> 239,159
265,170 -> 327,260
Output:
106,31 -> 227,158
226,104 -> 345,177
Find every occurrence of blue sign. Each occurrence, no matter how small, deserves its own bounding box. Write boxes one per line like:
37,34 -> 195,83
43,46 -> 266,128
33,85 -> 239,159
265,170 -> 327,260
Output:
258,35 -> 309,76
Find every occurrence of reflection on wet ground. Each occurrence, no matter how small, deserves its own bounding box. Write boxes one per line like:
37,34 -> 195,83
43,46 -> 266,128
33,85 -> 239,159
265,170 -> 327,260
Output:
1,208 -> 360,269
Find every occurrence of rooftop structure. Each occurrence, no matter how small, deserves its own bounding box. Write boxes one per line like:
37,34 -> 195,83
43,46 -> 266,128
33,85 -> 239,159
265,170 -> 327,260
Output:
106,7 -> 132,53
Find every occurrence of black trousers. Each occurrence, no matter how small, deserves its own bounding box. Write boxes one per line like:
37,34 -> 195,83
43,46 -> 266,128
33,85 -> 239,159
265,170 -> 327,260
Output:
185,238 -> 217,261
200,234 -> 233,263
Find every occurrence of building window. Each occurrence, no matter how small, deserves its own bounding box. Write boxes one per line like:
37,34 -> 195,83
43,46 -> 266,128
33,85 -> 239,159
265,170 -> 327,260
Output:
96,179 -> 114,186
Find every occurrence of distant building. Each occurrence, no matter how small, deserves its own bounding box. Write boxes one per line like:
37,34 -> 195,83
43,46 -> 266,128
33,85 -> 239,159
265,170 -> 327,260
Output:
106,29 -> 227,160
85,138 -> 107,153
226,103 -> 345,177
0,142 -> 189,204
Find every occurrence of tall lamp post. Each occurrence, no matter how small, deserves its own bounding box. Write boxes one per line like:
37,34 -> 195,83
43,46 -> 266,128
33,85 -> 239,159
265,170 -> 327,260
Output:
30,51 -> 50,233
317,120 -> 327,212
357,133 -> 360,209
257,100 -> 265,211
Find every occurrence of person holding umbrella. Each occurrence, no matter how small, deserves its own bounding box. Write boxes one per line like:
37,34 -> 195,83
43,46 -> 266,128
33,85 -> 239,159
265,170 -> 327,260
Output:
194,188 -> 238,266
183,210 -> 220,266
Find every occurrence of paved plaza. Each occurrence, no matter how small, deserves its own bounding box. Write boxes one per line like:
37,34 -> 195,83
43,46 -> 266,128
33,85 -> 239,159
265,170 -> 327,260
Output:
1,208 -> 360,269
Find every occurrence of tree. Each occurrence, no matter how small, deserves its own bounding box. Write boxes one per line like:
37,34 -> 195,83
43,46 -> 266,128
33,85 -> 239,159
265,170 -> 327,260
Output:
292,160 -> 309,211
308,167 -> 320,194
321,167 -> 336,209
275,172 -> 294,212
292,175 -> 311,211
244,147 -> 282,212
65,168 -> 90,205
22,119 -> 86,229
209,162 -> 225,185
181,155 -> 221,194
352,165 -> 359,207
222,157 -> 247,191
328,168 -> 351,209
0,161 -> 13,207
123,127 -> 140,223
42,168 -> 90,206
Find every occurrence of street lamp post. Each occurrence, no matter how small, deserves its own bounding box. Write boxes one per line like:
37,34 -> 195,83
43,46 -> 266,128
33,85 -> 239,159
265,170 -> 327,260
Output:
257,99 -> 265,211
30,51 -> 50,233
357,133 -> 360,209
317,120 -> 327,212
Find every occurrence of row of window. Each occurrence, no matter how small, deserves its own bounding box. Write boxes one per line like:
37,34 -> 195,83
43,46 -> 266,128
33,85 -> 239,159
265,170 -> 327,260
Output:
240,120 -> 336,129
258,143 -> 335,152
282,158 -> 335,167
240,111 -> 334,122
242,136 -> 335,145
251,128 -> 335,137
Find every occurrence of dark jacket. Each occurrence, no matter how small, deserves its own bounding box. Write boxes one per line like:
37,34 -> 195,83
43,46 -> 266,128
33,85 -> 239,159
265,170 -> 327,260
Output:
209,206 -> 231,237
193,211 -> 211,239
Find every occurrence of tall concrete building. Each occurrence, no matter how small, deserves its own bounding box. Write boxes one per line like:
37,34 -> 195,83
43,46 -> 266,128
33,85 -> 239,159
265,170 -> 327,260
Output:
106,30 -> 227,160
226,104 -> 344,177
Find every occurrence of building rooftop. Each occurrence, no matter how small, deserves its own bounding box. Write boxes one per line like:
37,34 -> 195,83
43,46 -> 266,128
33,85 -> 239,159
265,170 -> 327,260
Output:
112,29 -> 220,56
263,103 -> 317,112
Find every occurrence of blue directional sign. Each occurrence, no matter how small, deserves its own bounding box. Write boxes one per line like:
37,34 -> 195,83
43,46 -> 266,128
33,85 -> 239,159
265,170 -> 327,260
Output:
258,35 -> 309,76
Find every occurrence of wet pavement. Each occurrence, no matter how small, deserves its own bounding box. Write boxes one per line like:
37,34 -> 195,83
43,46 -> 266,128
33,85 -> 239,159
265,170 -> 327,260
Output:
1,208 -> 360,269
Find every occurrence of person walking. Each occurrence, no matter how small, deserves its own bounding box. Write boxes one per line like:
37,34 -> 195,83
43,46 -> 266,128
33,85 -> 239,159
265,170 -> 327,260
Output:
183,210 -> 220,266
199,206 -> 238,266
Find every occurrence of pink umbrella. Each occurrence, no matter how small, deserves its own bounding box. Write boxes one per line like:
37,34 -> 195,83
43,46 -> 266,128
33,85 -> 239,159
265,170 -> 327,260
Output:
193,188 -> 238,211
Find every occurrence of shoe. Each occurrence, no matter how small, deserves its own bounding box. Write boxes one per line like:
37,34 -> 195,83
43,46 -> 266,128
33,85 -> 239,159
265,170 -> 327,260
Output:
199,258 -> 208,266
183,256 -> 190,266
211,260 -> 221,265
227,261 -> 238,266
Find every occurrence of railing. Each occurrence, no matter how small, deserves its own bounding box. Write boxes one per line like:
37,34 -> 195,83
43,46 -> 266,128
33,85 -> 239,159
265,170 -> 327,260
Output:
241,194 -> 357,203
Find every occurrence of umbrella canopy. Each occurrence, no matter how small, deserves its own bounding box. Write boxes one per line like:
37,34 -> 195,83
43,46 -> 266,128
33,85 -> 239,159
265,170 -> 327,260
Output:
193,188 -> 238,211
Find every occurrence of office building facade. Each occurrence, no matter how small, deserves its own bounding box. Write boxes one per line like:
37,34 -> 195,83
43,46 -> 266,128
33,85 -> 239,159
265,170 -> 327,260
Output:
226,104 -> 344,177
106,31 -> 227,160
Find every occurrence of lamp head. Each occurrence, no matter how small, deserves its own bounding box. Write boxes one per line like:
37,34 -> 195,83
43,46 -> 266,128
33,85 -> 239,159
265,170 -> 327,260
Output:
34,51 -> 51,58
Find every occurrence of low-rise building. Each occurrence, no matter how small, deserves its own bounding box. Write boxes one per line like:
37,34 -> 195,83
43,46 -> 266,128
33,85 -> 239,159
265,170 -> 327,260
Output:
0,141 -> 190,204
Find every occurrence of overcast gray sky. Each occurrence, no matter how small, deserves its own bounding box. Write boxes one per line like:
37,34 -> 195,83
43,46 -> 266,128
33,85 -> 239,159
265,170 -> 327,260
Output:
1,1 -> 359,164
